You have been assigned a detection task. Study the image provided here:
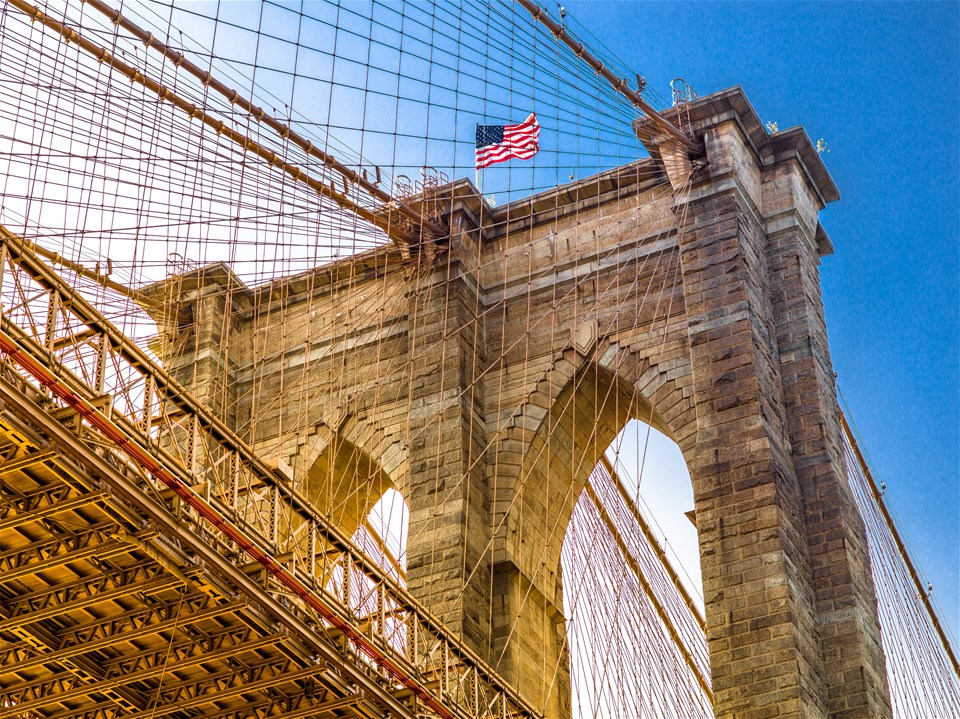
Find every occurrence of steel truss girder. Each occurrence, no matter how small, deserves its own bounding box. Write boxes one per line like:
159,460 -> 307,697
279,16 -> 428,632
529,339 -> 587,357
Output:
20,709 -> 118,719
0,673 -> 139,719
0,643 -> 35,667
0,485 -> 106,532
0,633 -> 285,717
0,448 -> 57,476
0,377 -> 417,719
0,561 -> 175,633
1,621 -> 255,691
17,698 -> 125,719
102,627 -> 278,677
0,607 -> 150,716
198,694 -> 360,719
0,524 -> 134,584
2,598 -> 243,675
113,663 -> 325,719
58,590 -> 234,645
18,691 -> 360,719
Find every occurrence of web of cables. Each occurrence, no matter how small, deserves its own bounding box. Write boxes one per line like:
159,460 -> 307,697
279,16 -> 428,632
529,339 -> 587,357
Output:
0,3 -> 711,716
4,2 -> 955,717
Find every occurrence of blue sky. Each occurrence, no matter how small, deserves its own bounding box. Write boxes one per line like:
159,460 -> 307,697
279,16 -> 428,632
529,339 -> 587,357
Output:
556,0 -> 959,640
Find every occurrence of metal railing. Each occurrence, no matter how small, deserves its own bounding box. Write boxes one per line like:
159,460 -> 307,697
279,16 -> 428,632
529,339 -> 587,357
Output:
0,225 -> 540,719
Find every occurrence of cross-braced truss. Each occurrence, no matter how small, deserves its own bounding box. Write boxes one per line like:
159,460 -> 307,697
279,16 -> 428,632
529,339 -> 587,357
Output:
0,227 -> 539,719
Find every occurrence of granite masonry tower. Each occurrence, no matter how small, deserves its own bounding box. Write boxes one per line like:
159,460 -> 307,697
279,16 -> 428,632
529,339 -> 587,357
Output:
144,88 -> 892,719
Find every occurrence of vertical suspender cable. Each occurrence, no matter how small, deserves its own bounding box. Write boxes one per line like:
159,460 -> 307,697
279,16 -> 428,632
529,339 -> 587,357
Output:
840,410 -> 960,679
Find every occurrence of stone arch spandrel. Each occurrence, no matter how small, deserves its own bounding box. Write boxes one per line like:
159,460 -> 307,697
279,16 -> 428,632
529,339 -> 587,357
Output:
295,418 -> 405,541
494,353 -> 692,605
598,331 -> 698,453
488,330 -> 696,590
511,367 -> 633,588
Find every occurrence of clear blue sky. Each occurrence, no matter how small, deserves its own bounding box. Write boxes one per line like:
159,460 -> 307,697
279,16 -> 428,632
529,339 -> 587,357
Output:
559,0 -> 959,640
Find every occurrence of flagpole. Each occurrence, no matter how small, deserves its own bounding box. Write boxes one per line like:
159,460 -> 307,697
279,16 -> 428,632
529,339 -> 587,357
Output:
474,122 -> 480,195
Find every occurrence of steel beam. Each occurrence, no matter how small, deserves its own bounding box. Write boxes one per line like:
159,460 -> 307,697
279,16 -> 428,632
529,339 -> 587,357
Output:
113,664 -> 324,719
0,635 -> 284,718
0,448 -> 57,476
2,600 -> 243,675
0,571 -> 182,633
199,695 -> 360,719
58,591 -> 234,644
0,486 -> 107,532
100,626 -> 272,675
0,361 -> 419,719
0,526 -> 133,584
38,694 -> 361,719
0,643 -> 35,667
20,699 -> 123,719
3,560 -> 159,610
0,607 -> 150,716
0,618 -> 239,692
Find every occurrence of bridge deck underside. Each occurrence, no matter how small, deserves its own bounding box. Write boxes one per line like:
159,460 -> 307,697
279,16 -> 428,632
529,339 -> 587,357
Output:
0,419 -> 371,719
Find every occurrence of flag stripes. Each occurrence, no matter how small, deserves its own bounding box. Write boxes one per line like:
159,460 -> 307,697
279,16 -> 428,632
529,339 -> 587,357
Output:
475,113 -> 540,169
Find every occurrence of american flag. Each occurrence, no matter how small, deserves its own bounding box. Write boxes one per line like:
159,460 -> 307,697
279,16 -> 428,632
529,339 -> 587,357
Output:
475,113 -> 540,170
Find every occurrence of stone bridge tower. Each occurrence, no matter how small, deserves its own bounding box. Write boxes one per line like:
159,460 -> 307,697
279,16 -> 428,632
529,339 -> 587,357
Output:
143,88 -> 892,719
